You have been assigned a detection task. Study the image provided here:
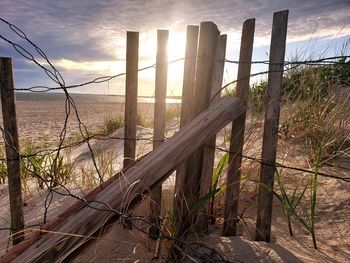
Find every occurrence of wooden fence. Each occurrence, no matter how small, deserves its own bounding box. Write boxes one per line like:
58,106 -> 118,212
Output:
0,9 -> 289,262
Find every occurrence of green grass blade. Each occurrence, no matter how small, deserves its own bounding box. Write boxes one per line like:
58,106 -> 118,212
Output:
212,153 -> 229,188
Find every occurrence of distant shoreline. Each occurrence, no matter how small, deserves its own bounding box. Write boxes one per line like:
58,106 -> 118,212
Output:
15,92 -> 182,103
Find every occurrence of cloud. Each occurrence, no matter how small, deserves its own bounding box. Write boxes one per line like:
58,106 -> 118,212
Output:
2,0 -> 349,48
0,0 -> 349,94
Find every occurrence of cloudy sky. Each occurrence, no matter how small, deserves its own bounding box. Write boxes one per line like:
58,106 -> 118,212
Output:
0,0 -> 349,96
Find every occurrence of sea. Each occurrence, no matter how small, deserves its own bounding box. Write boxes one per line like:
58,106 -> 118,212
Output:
15,92 -> 182,104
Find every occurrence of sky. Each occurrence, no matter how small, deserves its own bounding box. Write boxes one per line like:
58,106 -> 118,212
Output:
0,0 -> 349,96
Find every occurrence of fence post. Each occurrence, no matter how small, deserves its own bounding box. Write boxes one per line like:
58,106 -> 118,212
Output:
197,34 -> 227,233
223,18 -> 255,236
175,21 -> 219,235
124,32 -> 139,169
179,25 -> 199,130
174,25 -> 199,210
149,29 -> 169,238
255,10 -> 288,242
0,57 -> 25,245
8,96 -> 246,263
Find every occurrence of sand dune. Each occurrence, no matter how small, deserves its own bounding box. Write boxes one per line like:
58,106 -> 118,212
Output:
0,94 -> 349,262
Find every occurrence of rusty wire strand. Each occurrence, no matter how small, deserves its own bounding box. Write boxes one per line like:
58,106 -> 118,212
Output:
0,16 -> 349,261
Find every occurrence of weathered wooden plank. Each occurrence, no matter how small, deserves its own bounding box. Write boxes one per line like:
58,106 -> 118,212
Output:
175,21 -> 220,234
255,10 -> 288,242
0,159 -> 144,263
223,18 -> 255,236
149,29 -> 169,237
12,96 -> 245,263
197,34 -> 227,233
174,25 -> 199,209
123,32 -> 139,168
179,25 -> 199,129
0,57 -> 24,245
191,21 -> 220,117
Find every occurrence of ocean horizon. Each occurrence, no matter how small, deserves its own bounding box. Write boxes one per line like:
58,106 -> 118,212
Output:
14,92 -> 182,104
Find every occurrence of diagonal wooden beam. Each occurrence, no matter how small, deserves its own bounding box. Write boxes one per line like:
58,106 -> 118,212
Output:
10,96 -> 245,263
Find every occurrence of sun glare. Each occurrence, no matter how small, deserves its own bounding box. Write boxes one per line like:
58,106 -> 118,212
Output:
167,32 -> 186,96
138,31 -> 186,62
168,32 -> 186,61
51,31 -> 187,96
135,30 -> 187,96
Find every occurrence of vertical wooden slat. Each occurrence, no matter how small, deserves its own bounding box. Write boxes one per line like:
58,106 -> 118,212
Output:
191,22 -> 220,117
149,29 -> 169,238
197,34 -> 227,233
0,57 -> 24,245
179,25 -> 199,129
123,32 -> 139,169
4,96 -> 245,263
223,18 -> 255,236
174,25 -> 199,208
176,21 -> 220,235
255,10 -> 289,242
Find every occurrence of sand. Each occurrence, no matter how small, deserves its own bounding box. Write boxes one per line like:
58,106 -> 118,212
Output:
0,93 -> 349,262
0,93 -> 157,147
69,136 -> 350,263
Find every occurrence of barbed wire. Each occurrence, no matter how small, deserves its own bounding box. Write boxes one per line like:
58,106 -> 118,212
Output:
1,17 -> 349,205
1,157 -> 232,262
0,17 -> 117,246
1,131 -> 349,183
212,146 -> 350,183
12,57 -> 185,92
0,17 -> 234,260
1,15 -> 349,94
0,16 -> 349,261
225,55 -> 350,65
1,17 -> 111,185
6,55 -> 350,93
0,22 -> 348,188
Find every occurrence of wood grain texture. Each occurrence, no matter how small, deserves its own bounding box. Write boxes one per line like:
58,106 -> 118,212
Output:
124,32 -> 139,168
175,21 -> 220,235
179,25 -> 199,129
12,96 -> 245,263
0,162 -> 142,263
197,34 -> 227,233
174,25 -> 199,210
149,29 -> 169,237
223,18 -> 255,236
0,57 -> 24,245
255,10 -> 289,242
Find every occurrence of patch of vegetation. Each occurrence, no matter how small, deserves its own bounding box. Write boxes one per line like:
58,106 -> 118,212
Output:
103,115 -> 124,135
45,154 -> 73,187
137,113 -> 153,128
222,87 -> 236,97
165,104 -> 181,123
20,140 -> 73,191
272,148 -> 322,249
95,150 -> 116,182
280,57 -> 350,159
247,56 -> 350,159
20,140 -> 45,189
282,59 -> 350,101
249,80 -> 267,112
248,56 -> 350,108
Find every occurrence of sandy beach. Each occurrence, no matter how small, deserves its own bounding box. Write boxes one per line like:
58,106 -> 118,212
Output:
0,92 -> 349,262
0,93 -> 157,146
